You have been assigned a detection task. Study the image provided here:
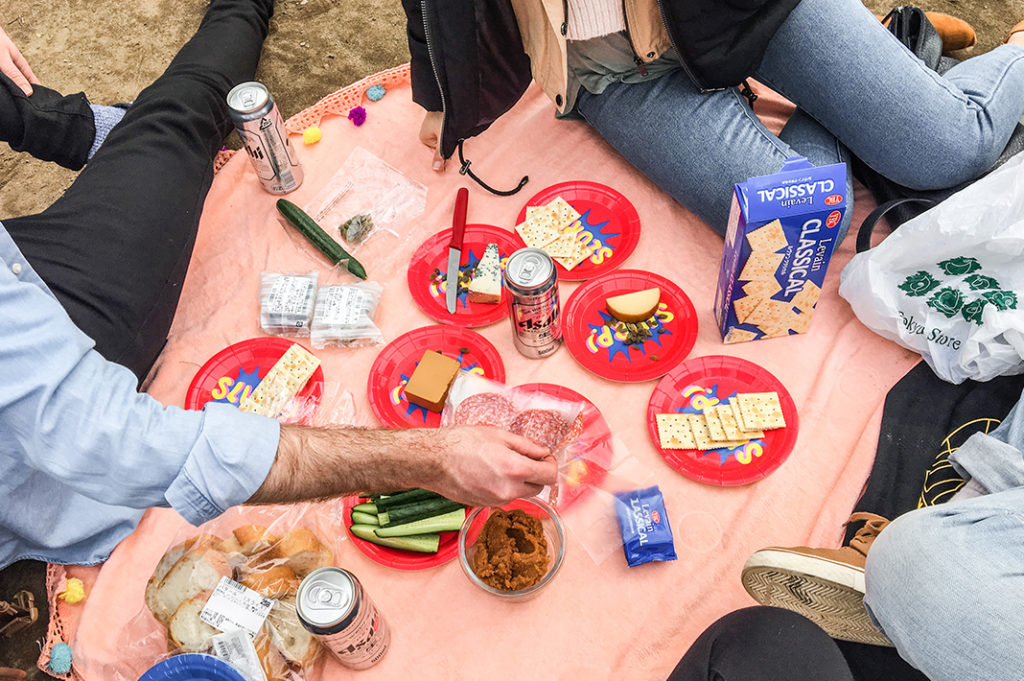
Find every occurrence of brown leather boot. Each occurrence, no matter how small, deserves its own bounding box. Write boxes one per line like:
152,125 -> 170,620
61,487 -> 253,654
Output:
741,513 -> 892,647
877,11 -> 977,53
1006,20 -> 1024,44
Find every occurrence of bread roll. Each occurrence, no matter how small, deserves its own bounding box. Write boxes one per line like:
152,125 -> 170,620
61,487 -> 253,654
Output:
153,549 -> 231,624
145,535 -> 221,623
233,524 -> 280,555
240,565 -> 301,599
265,597 -> 321,667
168,592 -> 219,653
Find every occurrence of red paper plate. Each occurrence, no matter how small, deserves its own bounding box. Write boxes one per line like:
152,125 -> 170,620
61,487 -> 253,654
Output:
343,495 -> 461,570
513,181 -> 641,281
407,224 -> 521,327
646,356 -> 799,486
185,337 -> 324,424
367,325 -> 505,428
511,383 -> 612,510
562,269 -> 698,383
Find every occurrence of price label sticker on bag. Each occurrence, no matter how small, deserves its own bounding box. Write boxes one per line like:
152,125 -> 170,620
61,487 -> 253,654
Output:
212,629 -> 268,681
200,577 -> 274,636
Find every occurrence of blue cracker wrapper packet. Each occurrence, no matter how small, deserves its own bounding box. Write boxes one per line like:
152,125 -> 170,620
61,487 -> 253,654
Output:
614,485 -> 677,567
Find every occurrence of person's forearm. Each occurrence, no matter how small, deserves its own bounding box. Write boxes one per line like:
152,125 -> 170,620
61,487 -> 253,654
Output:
247,425 -> 444,505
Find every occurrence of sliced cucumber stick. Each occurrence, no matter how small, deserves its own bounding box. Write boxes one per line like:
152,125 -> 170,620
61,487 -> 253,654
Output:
375,508 -> 466,537
373,488 -> 445,510
349,524 -> 440,553
352,502 -> 378,515
350,511 -> 379,526
379,499 -> 463,526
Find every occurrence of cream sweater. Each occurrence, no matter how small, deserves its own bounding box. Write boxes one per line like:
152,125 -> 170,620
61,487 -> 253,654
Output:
566,0 -> 627,41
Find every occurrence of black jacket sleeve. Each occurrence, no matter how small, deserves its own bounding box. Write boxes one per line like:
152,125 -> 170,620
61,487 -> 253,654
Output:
400,0 -> 443,112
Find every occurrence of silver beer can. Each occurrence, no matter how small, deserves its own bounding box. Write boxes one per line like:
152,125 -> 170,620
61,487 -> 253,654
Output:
504,247 -> 561,358
295,567 -> 390,670
226,81 -> 303,194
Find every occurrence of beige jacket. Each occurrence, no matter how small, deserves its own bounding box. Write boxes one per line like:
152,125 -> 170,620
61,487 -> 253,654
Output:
510,0 -> 673,113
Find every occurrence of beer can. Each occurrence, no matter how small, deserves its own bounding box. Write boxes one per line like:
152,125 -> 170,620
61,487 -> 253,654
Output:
504,247 -> 561,358
226,81 -> 303,194
295,567 -> 390,670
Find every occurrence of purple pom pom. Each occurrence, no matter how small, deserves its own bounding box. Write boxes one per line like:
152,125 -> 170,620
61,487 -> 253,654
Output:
348,106 -> 367,126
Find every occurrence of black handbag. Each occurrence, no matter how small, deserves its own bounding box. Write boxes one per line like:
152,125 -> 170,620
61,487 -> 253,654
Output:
853,6 -> 1024,251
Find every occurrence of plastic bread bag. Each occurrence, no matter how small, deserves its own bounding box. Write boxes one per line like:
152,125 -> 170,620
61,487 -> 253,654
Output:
113,501 -> 346,681
309,281 -> 384,349
302,147 -> 427,253
259,271 -> 318,337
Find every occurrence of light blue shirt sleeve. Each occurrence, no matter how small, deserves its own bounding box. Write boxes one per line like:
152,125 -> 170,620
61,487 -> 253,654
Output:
1,238 -> 281,527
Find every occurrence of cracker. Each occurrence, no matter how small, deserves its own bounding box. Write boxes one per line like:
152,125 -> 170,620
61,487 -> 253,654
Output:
747,299 -> 792,329
542,231 -> 579,258
743,278 -> 782,298
729,401 -> 761,434
736,392 -> 786,430
545,196 -> 581,231
733,295 -> 764,324
686,415 -> 748,450
723,328 -> 758,345
554,239 -> 595,270
739,252 -> 785,282
789,311 -> 813,334
791,280 -> 822,313
703,409 -> 730,441
715,404 -> 764,440
746,220 -> 788,253
656,413 -> 697,449
758,324 -> 792,339
515,205 -> 562,248
239,344 -> 320,418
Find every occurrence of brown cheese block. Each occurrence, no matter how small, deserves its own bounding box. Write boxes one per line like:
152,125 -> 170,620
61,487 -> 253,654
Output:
404,350 -> 461,413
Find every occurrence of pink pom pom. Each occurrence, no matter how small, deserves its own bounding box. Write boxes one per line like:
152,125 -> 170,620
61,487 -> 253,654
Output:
348,106 -> 367,126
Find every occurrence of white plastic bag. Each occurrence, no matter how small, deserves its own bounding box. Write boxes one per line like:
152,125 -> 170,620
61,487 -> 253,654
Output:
839,154 -> 1024,384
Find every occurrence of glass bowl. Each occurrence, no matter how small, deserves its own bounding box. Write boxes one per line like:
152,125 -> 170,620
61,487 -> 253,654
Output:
458,497 -> 565,601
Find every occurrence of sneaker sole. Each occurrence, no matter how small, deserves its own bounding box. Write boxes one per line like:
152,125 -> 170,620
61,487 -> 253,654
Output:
741,549 -> 892,647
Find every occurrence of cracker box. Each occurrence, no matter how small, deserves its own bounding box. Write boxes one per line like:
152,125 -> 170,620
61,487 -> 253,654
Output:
714,157 -> 847,343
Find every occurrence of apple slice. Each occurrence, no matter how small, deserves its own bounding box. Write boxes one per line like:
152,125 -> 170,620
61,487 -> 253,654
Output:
606,287 -> 661,323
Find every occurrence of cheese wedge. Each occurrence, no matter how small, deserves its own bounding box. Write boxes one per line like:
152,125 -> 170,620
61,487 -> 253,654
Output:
468,243 -> 502,304
606,287 -> 661,323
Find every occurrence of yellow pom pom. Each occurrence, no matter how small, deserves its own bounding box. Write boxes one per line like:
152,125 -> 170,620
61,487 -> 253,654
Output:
59,577 -> 86,604
302,127 -> 322,145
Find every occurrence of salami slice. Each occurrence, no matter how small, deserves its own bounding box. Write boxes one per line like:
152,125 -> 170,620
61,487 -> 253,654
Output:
510,409 -> 570,450
453,392 -> 516,428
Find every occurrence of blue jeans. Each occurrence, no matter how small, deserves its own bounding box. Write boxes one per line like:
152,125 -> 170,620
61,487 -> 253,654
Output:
863,394 -> 1024,681
576,0 -> 1024,239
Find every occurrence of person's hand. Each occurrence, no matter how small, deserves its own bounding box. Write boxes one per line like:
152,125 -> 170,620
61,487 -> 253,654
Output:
430,426 -> 557,506
419,110 -> 445,172
0,25 -> 38,96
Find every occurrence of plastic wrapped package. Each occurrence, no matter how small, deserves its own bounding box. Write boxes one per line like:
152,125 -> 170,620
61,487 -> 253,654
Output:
302,147 -> 427,253
118,503 -> 345,681
310,282 -> 384,349
259,272 -> 318,337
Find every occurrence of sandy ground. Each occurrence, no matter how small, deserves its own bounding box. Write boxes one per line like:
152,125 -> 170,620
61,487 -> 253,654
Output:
1,0 -> 1023,677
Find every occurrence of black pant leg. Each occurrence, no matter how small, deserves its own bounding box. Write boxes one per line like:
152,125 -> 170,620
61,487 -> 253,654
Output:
4,0 -> 274,380
667,607 -> 856,681
0,74 -> 94,169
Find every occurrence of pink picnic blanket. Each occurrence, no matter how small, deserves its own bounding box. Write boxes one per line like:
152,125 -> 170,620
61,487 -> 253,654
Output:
44,65 -> 917,680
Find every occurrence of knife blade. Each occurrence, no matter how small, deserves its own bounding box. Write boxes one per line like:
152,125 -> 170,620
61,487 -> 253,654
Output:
445,187 -> 469,314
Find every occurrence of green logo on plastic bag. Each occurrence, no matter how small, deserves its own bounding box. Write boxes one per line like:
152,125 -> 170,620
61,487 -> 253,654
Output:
927,287 -> 965,318
981,290 -> 1018,311
899,271 -> 941,297
964,274 -> 1000,291
961,299 -> 989,325
938,257 -> 982,276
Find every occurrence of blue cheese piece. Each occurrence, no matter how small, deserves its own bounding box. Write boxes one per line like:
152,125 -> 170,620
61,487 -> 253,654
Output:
468,243 -> 502,304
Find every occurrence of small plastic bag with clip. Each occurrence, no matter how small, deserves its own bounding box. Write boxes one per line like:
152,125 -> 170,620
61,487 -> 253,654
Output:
259,271 -> 318,337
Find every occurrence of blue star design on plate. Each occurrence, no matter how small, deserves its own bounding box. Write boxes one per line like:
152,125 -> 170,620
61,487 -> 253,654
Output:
589,310 -> 672,363
431,248 -> 483,310
212,366 -> 262,406
398,349 -> 482,422
577,209 -> 620,248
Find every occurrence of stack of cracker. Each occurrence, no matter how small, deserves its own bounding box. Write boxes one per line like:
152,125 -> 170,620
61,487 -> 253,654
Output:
656,392 -> 785,451
515,196 -> 593,270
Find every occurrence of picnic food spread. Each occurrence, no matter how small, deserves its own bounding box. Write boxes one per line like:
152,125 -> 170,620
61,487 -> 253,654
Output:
470,509 -> 550,591
140,116 -> 849,678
